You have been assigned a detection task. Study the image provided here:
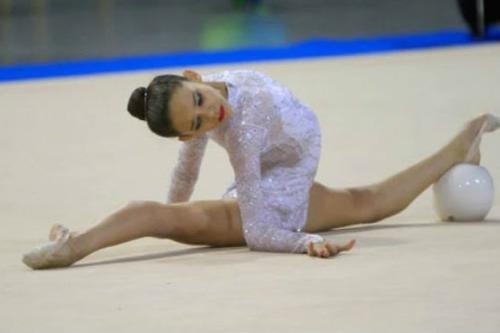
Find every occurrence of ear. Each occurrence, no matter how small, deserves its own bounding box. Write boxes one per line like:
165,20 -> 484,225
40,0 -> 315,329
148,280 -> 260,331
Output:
178,134 -> 194,142
182,70 -> 202,82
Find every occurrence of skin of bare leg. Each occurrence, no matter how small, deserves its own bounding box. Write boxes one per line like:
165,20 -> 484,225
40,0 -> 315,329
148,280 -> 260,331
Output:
304,142 -> 458,233
68,200 -> 246,261
304,113 -> 499,235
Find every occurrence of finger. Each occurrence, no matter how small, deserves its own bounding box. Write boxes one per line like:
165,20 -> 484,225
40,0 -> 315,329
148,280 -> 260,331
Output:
307,242 -> 317,257
338,239 -> 356,252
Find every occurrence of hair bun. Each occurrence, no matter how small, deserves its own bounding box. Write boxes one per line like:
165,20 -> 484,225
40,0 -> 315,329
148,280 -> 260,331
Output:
127,87 -> 147,121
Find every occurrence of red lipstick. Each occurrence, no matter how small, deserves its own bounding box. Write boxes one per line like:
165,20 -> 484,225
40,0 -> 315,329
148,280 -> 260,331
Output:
219,105 -> 225,122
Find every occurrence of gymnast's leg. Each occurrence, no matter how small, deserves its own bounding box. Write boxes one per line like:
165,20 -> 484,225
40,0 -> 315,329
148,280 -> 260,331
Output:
304,113 -> 500,233
23,199 -> 245,269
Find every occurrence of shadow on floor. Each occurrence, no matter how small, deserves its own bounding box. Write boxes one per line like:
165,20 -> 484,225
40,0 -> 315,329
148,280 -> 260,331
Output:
61,219 -> 499,269
66,245 -> 249,269
323,218 -> 500,236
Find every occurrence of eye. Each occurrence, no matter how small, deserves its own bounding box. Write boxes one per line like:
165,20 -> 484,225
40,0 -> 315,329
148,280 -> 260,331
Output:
195,116 -> 202,130
196,91 -> 203,107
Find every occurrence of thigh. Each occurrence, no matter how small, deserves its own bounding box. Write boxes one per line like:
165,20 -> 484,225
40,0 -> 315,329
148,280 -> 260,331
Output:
167,183 -> 372,246
304,182 -> 376,233
170,199 -> 246,247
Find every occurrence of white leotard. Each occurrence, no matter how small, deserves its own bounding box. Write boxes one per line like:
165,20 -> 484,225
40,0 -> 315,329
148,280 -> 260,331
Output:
167,70 -> 323,253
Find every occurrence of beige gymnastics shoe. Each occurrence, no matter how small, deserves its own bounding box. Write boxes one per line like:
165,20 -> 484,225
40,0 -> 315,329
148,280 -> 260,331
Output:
465,113 -> 500,163
22,225 -> 79,270
49,223 -> 78,241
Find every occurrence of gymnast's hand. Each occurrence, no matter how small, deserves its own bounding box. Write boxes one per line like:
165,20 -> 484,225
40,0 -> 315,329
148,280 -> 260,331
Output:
306,239 -> 356,258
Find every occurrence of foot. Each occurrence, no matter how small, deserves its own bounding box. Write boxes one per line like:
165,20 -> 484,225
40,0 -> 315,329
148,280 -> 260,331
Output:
23,226 -> 80,270
452,113 -> 500,165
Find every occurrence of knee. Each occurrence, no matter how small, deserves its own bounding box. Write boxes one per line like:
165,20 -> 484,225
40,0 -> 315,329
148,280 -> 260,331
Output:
125,200 -> 162,209
123,200 -> 212,242
124,200 -> 168,219
123,200 -> 174,237
123,200 -> 209,240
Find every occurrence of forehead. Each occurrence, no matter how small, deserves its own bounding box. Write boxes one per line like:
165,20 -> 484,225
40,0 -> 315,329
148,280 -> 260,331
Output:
169,82 -> 197,134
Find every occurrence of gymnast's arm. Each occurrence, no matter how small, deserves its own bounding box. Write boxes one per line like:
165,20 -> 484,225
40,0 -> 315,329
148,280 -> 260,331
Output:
226,124 -> 325,253
167,134 -> 208,203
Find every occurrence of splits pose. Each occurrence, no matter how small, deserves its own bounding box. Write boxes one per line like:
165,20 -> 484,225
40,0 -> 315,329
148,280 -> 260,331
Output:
22,69 -> 500,269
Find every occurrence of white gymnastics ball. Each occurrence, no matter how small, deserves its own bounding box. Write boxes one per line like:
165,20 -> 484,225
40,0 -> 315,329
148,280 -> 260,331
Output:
433,164 -> 494,221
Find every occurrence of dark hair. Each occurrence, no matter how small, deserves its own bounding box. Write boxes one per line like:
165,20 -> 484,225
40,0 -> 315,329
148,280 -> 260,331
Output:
127,74 -> 187,137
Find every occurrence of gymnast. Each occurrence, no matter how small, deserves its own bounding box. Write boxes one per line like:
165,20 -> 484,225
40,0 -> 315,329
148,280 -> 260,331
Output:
22,69 -> 500,269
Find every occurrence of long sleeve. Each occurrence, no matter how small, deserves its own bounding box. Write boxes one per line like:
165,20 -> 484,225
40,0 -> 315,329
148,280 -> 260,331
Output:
226,124 -> 324,253
167,135 -> 208,203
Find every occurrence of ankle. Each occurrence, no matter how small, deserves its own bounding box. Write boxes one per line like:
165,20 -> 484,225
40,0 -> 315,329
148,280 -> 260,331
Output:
66,235 -> 90,261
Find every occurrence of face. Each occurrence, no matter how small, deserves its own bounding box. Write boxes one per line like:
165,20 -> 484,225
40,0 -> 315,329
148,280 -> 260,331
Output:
168,80 -> 232,141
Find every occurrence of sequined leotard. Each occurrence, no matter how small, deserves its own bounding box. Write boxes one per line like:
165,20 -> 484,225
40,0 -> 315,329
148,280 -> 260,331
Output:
167,70 -> 324,253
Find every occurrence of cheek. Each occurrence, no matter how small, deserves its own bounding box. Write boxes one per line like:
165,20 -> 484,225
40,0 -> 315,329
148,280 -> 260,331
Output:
206,115 -> 220,130
207,118 -> 218,129
206,89 -> 222,105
